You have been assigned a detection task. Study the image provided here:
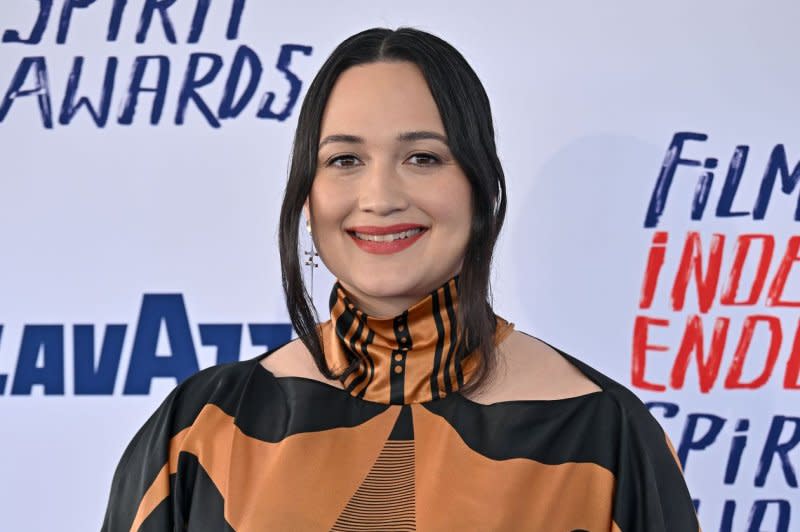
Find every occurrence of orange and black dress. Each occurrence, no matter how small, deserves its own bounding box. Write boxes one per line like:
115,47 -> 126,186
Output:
102,277 -> 700,531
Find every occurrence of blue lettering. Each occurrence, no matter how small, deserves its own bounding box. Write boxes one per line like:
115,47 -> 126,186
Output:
176,52 -> 223,127
186,0 -> 246,42
715,146 -> 750,218
0,56 -> 53,128
218,45 -> 262,119
2,0 -> 53,44
59,56 -> 117,126
187,0 -> 210,43
748,499 -> 791,532
754,144 -> 800,221
226,0 -> 246,40
256,44 -> 313,121
1,309 -> 293,396
12,325 -> 64,395
248,323 -> 292,351
690,158 -> 716,220
74,324 -> 126,395
57,0 -> 96,44
106,0 -> 128,42
123,294 -> 199,395
676,412 -> 726,469
199,324 -> 242,364
719,500 -> 735,532
118,55 -> 169,125
646,401 -> 680,419
137,0 -> 178,43
724,418 -> 749,484
644,132 -> 706,228
755,415 -> 800,487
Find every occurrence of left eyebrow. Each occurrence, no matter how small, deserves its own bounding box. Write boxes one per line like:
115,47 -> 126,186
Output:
396,130 -> 449,145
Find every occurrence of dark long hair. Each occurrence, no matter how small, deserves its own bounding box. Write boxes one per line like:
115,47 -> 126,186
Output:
278,27 -> 507,393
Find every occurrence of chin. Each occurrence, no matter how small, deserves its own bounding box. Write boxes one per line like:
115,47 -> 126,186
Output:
349,271 -> 421,296
341,268 -> 441,301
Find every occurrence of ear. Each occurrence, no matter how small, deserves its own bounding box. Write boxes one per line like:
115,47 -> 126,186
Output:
302,198 -> 311,225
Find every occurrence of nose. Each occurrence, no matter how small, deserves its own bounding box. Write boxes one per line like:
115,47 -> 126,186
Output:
357,160 -> 409,215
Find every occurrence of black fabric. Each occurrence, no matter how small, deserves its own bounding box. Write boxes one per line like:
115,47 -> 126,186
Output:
423,390 -> 618,468
441,285 -> 460,391
430,290 -> 445,399
102,342 -> 699,531
389,405 -> 415,440
137,498 -> 172,532
178,454 -> 235,532
524,335 -> 700,532
101,360 -> 255,532
390,312 -> 411,404
234,367 -> 389,442
136,453 -> 235,532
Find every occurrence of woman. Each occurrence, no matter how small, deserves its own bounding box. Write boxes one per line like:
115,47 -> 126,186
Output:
103,27 -> 699,531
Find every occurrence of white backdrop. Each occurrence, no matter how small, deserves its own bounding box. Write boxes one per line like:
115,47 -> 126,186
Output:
1,1 -> 798,530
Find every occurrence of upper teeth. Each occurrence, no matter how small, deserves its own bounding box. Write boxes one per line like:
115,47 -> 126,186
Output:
353,228 -> 424,242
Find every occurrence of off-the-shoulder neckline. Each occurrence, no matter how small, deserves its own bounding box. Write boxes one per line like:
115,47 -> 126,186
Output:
253,336 -> 608,407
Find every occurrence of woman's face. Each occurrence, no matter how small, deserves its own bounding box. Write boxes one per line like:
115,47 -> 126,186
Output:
307,60 -> 472,317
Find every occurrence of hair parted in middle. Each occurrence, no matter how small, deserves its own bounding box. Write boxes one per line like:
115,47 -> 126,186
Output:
278,26 -> 507,394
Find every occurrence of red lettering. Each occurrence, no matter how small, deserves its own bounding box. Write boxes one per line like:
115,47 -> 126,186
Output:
784,318 -> 800,389
670,314 -> 730,392
632,316 -> 669,391
767,235 -> 800,307
640,231 -> 668,309
720,234 -> 774,305
724,315 -> 783,389
671,231 -> 725,313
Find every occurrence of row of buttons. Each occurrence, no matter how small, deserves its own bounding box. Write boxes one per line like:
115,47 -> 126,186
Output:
394,314 -> 411,374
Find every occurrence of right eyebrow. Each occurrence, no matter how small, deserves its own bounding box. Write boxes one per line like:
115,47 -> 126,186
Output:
318,134 -> 364,150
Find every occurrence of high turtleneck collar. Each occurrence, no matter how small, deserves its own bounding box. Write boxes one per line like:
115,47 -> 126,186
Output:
319,276 -> 514,405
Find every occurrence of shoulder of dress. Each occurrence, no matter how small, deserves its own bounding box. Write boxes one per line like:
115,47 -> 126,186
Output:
527,337 -> 622,392
558,350 -> 672,445
179,354 -> 262,394
524,335 -> 660,419
160,352 -> 280,424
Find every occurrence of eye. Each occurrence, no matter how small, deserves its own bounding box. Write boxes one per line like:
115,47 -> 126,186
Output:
327,154 -> 362,168
407,152 -> 441,166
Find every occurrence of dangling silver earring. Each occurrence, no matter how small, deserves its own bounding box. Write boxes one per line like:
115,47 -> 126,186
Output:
303,219 -> 319,294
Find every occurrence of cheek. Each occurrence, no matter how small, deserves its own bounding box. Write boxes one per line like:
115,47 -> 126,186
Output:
424,178 -> 472,235
309,180 -> 348,230
308,180 -> 354,269
430,200 -> 471,232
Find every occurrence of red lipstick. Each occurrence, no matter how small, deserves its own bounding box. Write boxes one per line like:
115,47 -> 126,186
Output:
346,224 -> 428,255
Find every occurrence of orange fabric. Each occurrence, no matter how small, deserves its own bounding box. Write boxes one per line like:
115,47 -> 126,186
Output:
321,277 -> 514,404
131,404 -> 403,531
110,278 -> 697,531
412,404 -> 617,531
331,440 -> 416,531
130,403 -> 626,531
128,427 -> 190,532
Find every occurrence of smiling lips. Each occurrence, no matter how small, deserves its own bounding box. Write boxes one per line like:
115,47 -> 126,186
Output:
347,223 -> 429,255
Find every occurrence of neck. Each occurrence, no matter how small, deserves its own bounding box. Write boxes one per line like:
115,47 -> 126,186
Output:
321,276 -> 514,404
335,281 -> 428,318
335,264 -> 465,318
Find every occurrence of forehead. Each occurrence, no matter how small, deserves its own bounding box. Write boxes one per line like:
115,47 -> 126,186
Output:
319,61 -> 446,138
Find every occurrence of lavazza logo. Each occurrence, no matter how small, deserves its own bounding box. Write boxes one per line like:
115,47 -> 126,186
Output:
0,294 -> 292,396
